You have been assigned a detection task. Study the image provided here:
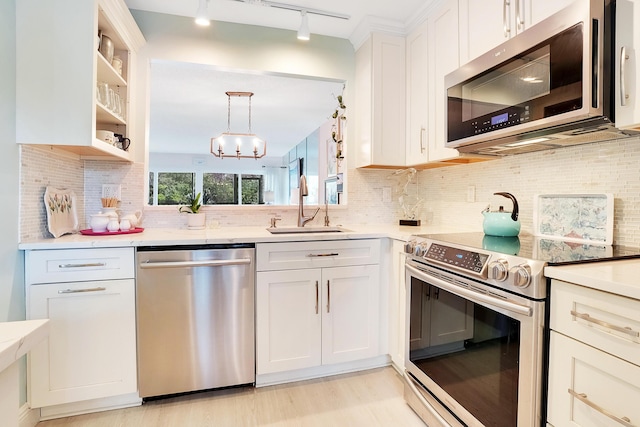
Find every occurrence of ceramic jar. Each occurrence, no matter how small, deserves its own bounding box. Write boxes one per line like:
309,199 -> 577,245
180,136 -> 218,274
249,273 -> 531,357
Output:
90,213 -> 110,232
119,218 -> 131,231
107,218 -> 120,232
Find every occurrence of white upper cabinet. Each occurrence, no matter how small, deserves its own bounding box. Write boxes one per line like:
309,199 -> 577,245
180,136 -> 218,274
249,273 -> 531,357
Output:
355,33 -> 407,168
459,0 -> 573,65
16,0 -> 145,161
426,0 -> 467,162
405,21 -> 429,166
615,0 -> 640,130
459,0 -> 525,65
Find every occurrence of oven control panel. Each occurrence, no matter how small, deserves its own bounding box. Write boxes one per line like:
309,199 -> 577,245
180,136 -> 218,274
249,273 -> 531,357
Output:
425,243 -> 490,274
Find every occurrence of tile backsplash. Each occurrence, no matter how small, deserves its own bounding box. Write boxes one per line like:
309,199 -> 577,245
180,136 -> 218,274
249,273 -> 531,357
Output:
20,136 -> 640,247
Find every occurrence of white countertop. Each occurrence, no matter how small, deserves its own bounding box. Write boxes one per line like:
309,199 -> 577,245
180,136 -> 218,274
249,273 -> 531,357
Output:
545,259 -> 640,300
19,223 -> 462,250
0,319 -> 49,373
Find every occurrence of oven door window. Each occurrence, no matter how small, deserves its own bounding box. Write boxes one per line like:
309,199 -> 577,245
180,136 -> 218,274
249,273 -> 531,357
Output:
410,277 -> 520,427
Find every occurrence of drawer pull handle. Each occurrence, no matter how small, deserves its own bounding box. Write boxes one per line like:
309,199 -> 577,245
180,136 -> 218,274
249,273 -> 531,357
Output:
568,389 -> 636,427
58,287 -> 107,294
306,253 -> 339,257
58,262 -> 107,269
140,259 -> 252,269
570,310 -> 640,338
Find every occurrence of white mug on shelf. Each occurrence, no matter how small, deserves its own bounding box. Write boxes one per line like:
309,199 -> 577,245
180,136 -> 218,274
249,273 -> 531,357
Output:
96,130 -> 115,145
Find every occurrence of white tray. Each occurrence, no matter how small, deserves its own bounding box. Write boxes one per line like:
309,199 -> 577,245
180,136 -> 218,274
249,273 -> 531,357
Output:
533,193 -> 613,245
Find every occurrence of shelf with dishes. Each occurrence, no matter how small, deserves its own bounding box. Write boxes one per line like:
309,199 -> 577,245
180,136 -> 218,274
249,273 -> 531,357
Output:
16,0 -> 144,162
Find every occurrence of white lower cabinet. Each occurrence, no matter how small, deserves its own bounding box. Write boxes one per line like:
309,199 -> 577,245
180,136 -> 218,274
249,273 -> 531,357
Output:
256,240 -> 382,382
547,279 -> 640,427
25,248 -> 138,415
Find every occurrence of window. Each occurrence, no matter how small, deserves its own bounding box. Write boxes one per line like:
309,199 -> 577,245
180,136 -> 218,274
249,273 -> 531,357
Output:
157,172 -> 195,205
149,171 -> 265,206
203,173 -> 238,205
241,175 -> 264,205
148,172 -> 154,205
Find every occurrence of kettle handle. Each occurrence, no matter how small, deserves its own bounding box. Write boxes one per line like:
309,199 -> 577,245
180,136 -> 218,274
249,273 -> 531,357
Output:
493,192 -> 519,221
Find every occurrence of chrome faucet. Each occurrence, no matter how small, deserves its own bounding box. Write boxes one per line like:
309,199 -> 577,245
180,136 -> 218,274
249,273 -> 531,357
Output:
298,175 -> 320,227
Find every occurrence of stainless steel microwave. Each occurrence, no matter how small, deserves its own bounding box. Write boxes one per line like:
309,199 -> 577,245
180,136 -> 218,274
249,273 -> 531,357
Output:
445,0 -> 633,156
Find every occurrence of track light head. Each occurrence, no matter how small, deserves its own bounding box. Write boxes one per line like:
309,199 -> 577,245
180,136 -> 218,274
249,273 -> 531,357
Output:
195,0 -> 210,26
297,10 -> 310,41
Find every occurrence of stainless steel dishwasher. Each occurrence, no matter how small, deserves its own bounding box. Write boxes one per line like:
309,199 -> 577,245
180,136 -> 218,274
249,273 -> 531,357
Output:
136,244 -> 255,398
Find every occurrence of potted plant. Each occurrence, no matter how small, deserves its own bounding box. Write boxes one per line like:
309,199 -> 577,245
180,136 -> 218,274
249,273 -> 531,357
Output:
179,192 -> 205,229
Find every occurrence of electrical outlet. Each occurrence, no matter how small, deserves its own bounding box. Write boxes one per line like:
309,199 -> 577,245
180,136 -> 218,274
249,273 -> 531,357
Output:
467,185 -> 476,203
382,187 -> 392,203
102,184 -> 121,200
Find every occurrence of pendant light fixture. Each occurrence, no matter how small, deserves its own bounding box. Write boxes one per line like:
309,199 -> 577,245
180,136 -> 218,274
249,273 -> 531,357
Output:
195,0 -> 210,26
211,92 -> 267,159
297,10 -> 310,41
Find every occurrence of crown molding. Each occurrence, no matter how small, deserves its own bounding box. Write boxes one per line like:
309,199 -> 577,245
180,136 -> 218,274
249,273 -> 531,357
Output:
348,0 -> 439,50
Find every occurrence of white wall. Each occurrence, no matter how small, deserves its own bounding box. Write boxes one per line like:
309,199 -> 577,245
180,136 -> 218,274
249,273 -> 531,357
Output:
2,0 -> 28,405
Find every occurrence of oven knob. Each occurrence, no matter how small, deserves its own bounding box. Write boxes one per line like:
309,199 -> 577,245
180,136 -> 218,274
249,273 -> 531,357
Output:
404,240 -> 416,254
488,259 -> 509,281
509,264 -> 532,288
414,244 -> 428,257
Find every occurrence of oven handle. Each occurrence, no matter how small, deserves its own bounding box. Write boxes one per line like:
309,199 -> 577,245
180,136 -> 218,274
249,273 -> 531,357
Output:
404,370 -> 454,427
406,264 -> 532,317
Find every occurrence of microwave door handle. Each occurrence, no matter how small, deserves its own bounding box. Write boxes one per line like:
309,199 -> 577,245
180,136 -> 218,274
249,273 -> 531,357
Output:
621,46 -> 630,107
592,16 -> 601,109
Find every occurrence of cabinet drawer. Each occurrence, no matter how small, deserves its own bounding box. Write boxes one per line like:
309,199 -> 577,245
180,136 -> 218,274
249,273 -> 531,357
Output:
547,332 -> 640,427
256,240 -> 380,271
25,247 -> 135,284
551,279 -> 640,366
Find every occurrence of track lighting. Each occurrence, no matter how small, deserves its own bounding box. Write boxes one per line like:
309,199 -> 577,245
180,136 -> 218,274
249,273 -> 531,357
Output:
230,1 -> 349,40
297,10 -> 310,41
195,0 -> 210,26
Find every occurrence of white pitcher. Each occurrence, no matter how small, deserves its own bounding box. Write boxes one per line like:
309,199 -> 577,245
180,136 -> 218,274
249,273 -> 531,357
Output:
121,210 -> 143,228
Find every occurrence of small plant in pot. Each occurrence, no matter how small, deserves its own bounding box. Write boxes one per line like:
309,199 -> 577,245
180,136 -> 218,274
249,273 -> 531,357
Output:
179,192 -> 205,229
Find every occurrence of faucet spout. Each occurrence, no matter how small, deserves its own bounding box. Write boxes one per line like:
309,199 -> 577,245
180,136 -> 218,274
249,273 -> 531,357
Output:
298,175 -> 319,227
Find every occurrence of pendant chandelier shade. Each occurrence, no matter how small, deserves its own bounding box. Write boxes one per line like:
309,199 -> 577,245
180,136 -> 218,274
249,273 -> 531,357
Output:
211,91 -> 267,159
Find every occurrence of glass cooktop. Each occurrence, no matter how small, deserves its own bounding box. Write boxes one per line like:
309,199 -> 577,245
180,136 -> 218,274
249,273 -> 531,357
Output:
416,232 -> 640,265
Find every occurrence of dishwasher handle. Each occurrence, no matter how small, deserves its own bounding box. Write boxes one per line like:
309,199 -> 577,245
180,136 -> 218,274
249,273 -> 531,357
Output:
139,258 -> 252,269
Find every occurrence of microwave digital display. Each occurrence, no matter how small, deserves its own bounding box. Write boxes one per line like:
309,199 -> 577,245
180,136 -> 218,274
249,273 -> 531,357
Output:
491,113 -> 509,126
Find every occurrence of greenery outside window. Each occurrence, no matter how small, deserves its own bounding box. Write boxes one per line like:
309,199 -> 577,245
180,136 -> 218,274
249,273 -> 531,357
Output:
150,171 -> 265,206
203,173 -> 238,205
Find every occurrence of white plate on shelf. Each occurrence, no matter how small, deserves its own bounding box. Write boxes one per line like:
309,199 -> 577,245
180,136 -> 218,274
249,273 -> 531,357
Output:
533,193 -> 613,245
44,187 -> 79,238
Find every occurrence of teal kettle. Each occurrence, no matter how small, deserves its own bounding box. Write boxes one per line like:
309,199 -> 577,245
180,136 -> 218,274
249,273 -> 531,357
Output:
482,192 -> 521,237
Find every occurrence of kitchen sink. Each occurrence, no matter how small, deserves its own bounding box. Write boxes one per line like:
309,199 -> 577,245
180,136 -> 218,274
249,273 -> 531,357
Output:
267,226 -> 350,234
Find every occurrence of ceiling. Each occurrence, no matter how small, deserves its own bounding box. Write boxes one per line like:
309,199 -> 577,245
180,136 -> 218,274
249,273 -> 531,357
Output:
125,0 -> 429,157
124,0 -> 429,40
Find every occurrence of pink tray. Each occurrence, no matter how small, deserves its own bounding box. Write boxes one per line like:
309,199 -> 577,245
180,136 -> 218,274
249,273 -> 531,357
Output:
80,227 -> 144,236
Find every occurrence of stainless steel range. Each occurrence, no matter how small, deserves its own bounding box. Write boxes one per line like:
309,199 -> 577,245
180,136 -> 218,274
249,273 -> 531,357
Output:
403,232 -> 639,427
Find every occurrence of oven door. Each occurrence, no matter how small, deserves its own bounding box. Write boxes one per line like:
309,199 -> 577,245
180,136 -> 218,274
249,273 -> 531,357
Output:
404,261 -> 545,427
